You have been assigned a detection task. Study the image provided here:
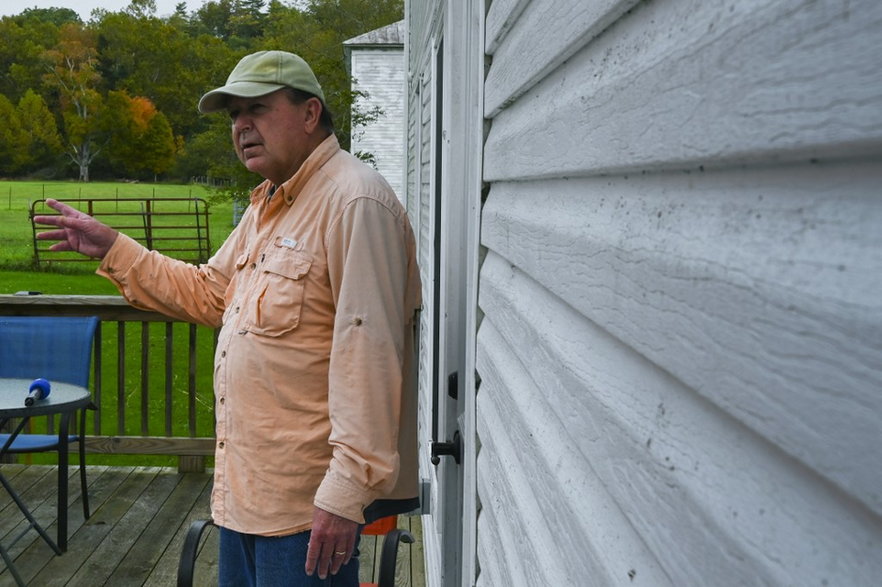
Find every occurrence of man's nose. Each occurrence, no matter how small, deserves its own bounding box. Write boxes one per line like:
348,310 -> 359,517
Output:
232,114 -> 252,133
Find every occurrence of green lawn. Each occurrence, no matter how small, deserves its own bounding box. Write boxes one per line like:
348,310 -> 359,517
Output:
1,180 -> 239,467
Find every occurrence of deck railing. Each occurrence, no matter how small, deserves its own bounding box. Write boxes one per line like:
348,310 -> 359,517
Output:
0,294 -> 216,472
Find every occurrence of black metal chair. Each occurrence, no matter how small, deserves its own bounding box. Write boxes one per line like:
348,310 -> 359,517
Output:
0,315 -> 99,551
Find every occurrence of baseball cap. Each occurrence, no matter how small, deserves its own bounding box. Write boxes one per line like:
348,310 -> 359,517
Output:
198,50 -> 326,113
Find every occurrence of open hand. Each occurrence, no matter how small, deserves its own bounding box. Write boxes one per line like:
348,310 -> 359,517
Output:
33,199 -> 119,259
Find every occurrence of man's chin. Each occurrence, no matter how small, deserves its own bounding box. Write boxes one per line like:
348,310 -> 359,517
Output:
244,159 -> 264,176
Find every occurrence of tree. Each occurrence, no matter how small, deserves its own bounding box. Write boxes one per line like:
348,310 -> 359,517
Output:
0,94 -> 28,175
103,91 -> 177,178
42,23 -> 103,181
0,16 -> 60,102
16,7 -> 80,27
17,89 -> 64,172
124,0 -> 157,19
139,111 -> 178,176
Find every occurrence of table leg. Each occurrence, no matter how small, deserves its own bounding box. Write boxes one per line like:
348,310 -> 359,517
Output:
57,412 -> 71,552
0,538 -> 26,587
0,415 -> 64,583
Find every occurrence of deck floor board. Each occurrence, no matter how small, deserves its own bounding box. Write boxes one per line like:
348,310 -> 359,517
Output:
0,465 -> 424,586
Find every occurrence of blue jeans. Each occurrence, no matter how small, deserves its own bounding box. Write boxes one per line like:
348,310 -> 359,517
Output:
218,527 -> 361,586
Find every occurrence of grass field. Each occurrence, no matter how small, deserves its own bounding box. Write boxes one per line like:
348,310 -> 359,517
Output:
1,180 -> 239,466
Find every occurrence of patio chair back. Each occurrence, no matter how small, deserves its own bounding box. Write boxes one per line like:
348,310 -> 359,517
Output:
0,316 -> 97,387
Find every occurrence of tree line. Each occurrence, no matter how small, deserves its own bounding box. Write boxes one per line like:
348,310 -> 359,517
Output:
0,0 -> 403,196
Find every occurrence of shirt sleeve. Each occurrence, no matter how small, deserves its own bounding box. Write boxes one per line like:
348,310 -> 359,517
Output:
313,196 -> 413,523
97,231 -> 237,328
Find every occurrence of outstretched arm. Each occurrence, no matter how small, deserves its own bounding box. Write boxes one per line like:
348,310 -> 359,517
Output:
33,198 -> 119,259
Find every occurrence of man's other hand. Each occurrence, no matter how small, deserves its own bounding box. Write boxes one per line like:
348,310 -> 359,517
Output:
305,506 -> 359,579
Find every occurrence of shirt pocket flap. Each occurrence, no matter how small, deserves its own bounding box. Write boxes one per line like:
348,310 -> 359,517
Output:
263,254 -> 312,280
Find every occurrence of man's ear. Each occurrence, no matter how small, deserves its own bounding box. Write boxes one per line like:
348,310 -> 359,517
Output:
303,97 -> 323,134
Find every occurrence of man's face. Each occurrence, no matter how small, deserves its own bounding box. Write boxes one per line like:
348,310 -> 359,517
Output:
227,90 -> 314,186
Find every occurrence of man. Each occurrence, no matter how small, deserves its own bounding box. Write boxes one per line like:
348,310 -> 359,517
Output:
35,50 -> 421,586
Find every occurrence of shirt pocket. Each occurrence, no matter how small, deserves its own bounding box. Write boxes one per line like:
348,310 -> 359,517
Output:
248,249 -> 313,337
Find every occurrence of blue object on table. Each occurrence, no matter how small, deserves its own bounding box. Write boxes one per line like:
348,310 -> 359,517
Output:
25,378 -> 52,406
0,315 -> 99,552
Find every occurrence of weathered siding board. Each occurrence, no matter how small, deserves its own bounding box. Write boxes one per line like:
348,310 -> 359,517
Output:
480,163 -> 882,518
474,450 -> 533,586
485,0 -> 882,181
477,249 -> 882,585
484,0 -> 640,116
484,0 -> 529,55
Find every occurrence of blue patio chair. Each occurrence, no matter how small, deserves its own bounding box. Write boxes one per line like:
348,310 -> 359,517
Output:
0,315 -> 99,552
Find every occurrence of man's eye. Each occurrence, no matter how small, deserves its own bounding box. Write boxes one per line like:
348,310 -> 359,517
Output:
228,110 -> 240,120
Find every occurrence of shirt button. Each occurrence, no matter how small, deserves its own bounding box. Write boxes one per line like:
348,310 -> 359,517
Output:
250,263 -> 256,269
218,441 -> 225,449
221,351 -> 226,358
219,397 -> 225,404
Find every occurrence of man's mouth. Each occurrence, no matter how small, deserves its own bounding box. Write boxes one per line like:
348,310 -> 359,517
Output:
240,141 -> 262,156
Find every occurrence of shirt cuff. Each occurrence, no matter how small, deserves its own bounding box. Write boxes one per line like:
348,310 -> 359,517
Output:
313,468 -> 379,524
96,233 -> 145,284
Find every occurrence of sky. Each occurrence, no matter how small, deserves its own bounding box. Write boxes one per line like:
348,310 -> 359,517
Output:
0,1 -> 196,21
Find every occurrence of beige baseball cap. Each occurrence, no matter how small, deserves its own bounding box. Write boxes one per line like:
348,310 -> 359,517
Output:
198,50 -> 325,113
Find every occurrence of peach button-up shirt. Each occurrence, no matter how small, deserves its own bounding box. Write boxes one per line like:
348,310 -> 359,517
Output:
97,135 -> 421,535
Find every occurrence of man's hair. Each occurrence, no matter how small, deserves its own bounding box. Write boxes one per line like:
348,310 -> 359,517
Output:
284,88 -> 335,135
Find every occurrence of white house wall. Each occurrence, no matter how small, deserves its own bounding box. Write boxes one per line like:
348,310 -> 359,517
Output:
473,0 -> 882,585
349,47 -> 406,201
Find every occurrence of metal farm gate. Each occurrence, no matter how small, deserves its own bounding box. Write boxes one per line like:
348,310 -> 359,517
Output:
30,197 -> 212,265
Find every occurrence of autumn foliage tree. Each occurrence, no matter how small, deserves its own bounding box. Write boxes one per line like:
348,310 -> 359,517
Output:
104,91 -> 178,178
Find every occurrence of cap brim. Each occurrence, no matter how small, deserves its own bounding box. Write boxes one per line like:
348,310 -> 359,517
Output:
198,81 -> 287,113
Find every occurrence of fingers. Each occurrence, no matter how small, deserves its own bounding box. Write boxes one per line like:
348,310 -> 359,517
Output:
329,538 -> 354,576
37,233 -> 76,252
45,198 -> 81,217
305,538 -> 321,577
35,228 -> 69,242
305,507 -> 358,579
34,199 -> 83,228
306,536 -> 344,580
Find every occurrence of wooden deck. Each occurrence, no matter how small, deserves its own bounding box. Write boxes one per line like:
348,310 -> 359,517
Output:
0,465 -> 424,586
